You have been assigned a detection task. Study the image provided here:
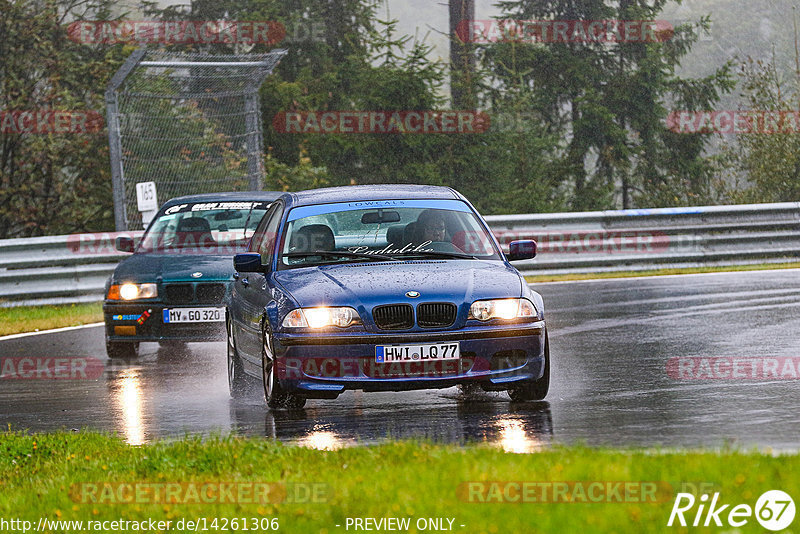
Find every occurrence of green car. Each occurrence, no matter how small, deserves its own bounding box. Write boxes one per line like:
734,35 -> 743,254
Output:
102,191 -> 281,358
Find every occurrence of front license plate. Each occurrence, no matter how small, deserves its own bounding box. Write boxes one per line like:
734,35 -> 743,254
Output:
376,342 -> 460,363
162,307 -> 224,323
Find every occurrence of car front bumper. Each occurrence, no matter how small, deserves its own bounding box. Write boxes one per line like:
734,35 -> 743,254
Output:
271,321 -> 547,395
103,302 -> 226,343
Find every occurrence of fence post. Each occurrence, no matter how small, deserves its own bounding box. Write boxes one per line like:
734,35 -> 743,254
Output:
245,91 -> 263,191
106,48 -> 147,232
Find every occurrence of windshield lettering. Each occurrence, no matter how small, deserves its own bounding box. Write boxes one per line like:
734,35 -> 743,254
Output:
347,241 -> 434,255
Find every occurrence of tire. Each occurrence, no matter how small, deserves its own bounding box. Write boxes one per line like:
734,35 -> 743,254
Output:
106,340 -> 139,359
227,313 -> 256,399
261,324 -> 306,410
508,331 -> 550,402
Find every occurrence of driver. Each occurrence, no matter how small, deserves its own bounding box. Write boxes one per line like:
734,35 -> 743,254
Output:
416,210 -> 447,243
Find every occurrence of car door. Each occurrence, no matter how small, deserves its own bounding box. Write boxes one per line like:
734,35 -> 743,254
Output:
231,200 -> 284,372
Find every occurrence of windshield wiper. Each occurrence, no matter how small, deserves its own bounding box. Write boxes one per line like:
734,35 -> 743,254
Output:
284,251 -> 396,262
397,250 -> 480,260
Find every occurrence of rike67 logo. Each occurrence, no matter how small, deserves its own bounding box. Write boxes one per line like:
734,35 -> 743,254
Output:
668,490 -> 795,531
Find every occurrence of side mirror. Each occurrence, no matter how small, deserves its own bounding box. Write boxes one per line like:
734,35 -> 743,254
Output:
234,253 -> 264,273
115,236 -> 135,253
507,240 -> 537,261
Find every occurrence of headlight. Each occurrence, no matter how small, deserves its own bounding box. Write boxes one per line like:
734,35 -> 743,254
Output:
282,307 -> 361,328
107,283 -> 158,301
469,298 -> 537,321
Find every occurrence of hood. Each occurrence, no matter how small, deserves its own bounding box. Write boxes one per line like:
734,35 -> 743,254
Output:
273,260 -> 524,309
112,253 -> 235,283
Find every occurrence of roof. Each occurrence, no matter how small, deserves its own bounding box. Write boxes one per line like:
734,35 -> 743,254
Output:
161,191 -> 283,208
282,184 -> 462,207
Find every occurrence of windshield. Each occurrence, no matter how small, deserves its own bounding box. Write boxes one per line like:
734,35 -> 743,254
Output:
278,200 -> 500,268
138,201 -> 270,254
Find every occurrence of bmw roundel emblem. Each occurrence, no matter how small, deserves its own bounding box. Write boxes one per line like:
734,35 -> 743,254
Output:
191,272 -> 203,278
406,291 -> 420,298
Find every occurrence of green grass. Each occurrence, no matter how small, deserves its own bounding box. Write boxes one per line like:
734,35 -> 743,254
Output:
526,261 -> 800,283
0,432 -> 796,533
0,302 -> 103,336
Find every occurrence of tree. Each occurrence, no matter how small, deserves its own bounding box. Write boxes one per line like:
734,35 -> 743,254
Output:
136,0 -> 579,214
449,0 -> 477,109
717,56 -> 800,203
485,0 -> 734,209
0,0 -> 128,237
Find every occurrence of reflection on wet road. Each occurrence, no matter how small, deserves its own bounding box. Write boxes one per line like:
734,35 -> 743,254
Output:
1,269 -> 799,450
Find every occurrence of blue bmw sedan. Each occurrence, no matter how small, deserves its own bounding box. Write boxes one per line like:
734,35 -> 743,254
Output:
228,185 -> 548,409
103,191 -> 281,358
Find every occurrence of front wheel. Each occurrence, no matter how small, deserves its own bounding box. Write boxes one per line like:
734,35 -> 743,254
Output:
508,332 -> 550,402
261,325 -> 306,410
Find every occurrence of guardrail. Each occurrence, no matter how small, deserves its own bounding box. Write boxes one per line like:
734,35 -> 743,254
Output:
485,202 -> 800,276
0,202 -> 798,307
0,232 -> 141,307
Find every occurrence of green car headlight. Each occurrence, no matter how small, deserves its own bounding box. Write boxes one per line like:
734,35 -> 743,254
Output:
108,283 -> 158,301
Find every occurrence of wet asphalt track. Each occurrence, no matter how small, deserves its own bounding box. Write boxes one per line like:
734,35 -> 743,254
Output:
1,269 -> 800,450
